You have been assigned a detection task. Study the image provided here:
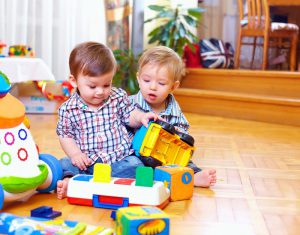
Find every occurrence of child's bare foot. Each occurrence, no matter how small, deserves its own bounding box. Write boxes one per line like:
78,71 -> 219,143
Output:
56,178 -> 70,199
194,169 -> 217,187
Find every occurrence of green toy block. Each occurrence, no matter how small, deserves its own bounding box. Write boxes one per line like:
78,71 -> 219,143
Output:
135,166 -> 153,187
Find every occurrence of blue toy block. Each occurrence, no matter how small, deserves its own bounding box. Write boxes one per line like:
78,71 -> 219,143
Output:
31,206 -> 62,219
73,174 -> 93,182
110,210 -> 116,220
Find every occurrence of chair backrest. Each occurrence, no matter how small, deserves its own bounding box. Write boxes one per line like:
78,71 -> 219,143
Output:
237,0 -> 270,32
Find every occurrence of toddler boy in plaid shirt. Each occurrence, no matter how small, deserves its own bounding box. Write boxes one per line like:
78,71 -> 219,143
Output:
130,46 -> 217,187
56,42 -> 157,199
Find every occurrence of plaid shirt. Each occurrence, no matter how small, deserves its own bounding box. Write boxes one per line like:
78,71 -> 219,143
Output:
129,91 -> 190,134
56,87 -> 134,164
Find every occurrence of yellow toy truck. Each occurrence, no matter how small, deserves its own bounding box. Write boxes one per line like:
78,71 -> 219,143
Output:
132,120 -> 194,168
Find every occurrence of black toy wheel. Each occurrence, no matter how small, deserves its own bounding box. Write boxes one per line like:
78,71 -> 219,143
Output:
140,156 -> 162,168
154,120 -> 175,134
175,130 -> 195,146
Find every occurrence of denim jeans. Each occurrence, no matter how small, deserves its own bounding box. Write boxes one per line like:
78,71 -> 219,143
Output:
187,160 -> 202,174
60,155 -> 144,179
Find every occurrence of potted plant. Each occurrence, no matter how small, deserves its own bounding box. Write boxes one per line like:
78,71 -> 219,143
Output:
145,4 -> 205,57
113,49 -> 139,95
112,3 -> 204,93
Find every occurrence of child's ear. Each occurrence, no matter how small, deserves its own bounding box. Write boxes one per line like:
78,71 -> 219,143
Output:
172,81 -> 180,91
136,72 -> 141,84
69,75 -> 77,88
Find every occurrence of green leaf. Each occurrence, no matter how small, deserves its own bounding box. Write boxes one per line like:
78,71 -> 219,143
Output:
112,49 -> 140,94
157,10 -> 174,19
148,5 -> 166,12
177,47 -> 184,57
173,31 -> 179,40
186,31 -> 198,43
145,11 -> 175,24
162,30 -> 169,41
148,27 -> 163,37
144,4 -> 204,56
148,32 -> 163,44
179,23 -> 186,38
163,20 -> 176,31
165,37 -> 172,48
186,41 -> 196,53
182,15 -> 197,27
128,77 -> 138,95
188,8 -> 205,20
113,49 -> 123,54
144,15 -> 163,23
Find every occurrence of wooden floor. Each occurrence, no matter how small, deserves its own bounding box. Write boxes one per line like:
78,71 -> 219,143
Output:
3,113 -> 300,235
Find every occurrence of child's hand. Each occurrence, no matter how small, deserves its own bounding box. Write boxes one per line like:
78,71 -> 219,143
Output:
70,153 -> 92,171
129,109 -> 158,128
140,112 -> 158,127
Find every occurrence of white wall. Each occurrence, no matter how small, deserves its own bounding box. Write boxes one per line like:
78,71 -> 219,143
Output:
199,0 -> 239,47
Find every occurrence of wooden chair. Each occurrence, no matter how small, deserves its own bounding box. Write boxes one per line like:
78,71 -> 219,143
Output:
235,0 -> 299,71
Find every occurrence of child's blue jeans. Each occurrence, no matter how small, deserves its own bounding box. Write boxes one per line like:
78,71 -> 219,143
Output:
187,160 -> 202,174
60,155 -> 144,179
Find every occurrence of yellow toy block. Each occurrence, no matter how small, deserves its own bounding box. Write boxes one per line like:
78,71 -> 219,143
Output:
93,163 -> 111,183
154,165 -> 194,201
116,206 -> 169,235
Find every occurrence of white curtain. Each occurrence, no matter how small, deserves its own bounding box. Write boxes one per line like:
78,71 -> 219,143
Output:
0,0 -> 106,81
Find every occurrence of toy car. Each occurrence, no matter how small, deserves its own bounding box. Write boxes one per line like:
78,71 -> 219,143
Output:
132,120 -> 195,167
0,71 -> 62,209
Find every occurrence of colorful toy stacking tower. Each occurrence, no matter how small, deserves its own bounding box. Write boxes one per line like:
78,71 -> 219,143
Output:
0,71 -> 62,209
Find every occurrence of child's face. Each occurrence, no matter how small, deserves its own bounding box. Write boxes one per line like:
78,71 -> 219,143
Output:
137,64 -> 179,112
70,71 -> 114,109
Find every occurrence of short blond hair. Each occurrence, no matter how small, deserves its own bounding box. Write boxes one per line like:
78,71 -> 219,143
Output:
138,46 -> 183,82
